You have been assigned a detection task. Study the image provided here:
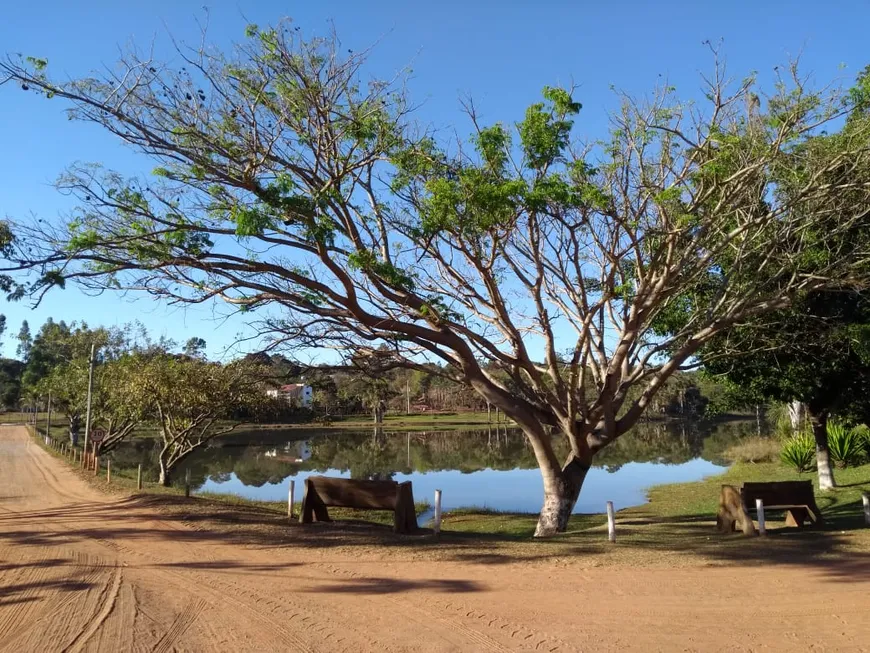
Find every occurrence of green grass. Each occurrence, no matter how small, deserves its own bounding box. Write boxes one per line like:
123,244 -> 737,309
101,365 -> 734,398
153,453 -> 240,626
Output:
440,461 -> 870,559
0,411 -> 43,424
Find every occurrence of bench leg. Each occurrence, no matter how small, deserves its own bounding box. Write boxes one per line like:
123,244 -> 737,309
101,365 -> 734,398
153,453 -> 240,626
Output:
300,479 -> 332,524
394,483 -> 418,534
785,508 -> 808,528
806,499 -> 824,526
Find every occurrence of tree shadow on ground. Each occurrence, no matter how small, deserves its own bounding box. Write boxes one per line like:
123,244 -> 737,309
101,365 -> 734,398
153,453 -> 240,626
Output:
0,578 -> 95,606
303,577 -> 483,595
2,492 -> 869,581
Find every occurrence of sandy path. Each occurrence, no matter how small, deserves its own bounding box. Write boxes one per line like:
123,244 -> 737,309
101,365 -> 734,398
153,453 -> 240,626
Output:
1,424 -> 869,652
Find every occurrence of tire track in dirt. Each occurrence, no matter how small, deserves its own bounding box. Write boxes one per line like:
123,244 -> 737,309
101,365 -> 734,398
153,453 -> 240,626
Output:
0,549 -> 51,642
152,598 -> 206,653
312,561 -> 518,652
0,552 -> 108,652
63,565 -> 122,653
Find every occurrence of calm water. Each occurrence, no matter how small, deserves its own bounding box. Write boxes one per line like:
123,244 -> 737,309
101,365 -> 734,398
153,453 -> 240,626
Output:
108,419 -> 756,514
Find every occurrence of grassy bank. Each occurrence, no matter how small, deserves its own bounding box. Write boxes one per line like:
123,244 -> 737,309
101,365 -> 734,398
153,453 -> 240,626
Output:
439,461 -> 870,572
28,425 -> 870,568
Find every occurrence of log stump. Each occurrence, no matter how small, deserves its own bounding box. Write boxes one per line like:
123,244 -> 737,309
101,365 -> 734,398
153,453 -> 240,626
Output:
716,484 -> 755,536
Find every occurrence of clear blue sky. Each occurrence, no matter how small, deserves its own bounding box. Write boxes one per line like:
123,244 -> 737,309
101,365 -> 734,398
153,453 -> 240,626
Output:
1,0 -> 866,360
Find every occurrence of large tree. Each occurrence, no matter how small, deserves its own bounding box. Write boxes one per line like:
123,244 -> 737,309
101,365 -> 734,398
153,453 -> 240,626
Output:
4,27 -> 870,535
697,290 -> 870,489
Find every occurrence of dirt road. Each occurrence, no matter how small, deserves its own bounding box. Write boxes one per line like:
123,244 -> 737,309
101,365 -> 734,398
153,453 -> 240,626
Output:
1,425 -> 869,652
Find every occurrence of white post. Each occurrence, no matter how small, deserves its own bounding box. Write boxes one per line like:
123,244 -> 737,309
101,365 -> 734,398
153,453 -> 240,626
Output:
756,498 -> 766,536
863,493 -> 870,526
606,501 -> 616,543
288,480 -> 296,519
433,489 -> 443,535
106,459 -> 111,483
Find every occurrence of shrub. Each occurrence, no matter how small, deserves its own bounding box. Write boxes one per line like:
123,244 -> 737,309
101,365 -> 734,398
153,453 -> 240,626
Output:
827,420 -> 865,468
723,436 -> 781,464
854,424 -> 870,461
780,433 -> 815,473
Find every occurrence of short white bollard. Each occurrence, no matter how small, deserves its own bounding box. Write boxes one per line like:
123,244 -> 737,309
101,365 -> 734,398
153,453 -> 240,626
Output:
288,480 -> 296,519
433,489 -> 443,535
863,493 -> 870,526
606,501 -> 616,543
756,498 -> 766,536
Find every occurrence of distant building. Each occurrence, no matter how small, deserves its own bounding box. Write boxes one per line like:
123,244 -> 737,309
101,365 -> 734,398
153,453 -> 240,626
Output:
266,383 -> 313,407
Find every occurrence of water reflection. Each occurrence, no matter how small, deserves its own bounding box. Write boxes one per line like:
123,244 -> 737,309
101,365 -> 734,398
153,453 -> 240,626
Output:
107,419 -> 758,514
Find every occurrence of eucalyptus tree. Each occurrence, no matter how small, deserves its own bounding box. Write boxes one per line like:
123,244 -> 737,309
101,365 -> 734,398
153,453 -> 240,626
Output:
4,26 -> 870,534
30,321 -> 125,444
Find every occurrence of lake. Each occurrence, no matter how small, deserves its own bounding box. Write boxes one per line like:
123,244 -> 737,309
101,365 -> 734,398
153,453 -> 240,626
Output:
107,419 -> 756,514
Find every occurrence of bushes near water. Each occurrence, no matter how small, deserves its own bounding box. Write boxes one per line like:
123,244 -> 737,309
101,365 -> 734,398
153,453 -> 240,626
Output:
723,436 -> 781,464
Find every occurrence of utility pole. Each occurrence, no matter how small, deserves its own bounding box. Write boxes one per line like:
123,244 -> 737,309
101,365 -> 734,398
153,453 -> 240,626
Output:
45,392 -> 52,439
83,343 -> 96,453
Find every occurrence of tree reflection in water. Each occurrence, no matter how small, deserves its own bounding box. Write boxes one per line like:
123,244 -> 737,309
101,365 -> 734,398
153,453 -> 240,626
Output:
106,419 -> 759,493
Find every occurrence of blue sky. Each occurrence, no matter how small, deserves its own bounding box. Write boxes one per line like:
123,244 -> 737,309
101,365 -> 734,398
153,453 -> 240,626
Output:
1,0 -> 867,360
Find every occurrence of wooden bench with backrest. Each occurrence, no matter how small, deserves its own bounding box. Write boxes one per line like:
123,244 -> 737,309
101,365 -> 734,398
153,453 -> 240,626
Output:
300,476 -> 418,534
716,480 -> 824,536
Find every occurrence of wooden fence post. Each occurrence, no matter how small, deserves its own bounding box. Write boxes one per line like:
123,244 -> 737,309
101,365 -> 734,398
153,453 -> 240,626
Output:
433,489 -> 443,535
863,493 -> 870,526
288,479 -> 296,519
185,468 -> 191,498
756,498 -> 766,536
606,501 -> 616,543
137,464 -> 142,490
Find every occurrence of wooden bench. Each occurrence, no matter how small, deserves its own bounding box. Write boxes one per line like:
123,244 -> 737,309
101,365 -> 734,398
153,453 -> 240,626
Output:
300,476 -> 418,534
716,480 -> 824,536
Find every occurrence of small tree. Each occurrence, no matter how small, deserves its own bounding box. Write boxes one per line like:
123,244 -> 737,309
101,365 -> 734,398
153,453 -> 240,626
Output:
4,27 -> 870,534
133,355 -> 272,485
16,320 -> 31,362
182,337 -> 207,359
89,353 -> 150,454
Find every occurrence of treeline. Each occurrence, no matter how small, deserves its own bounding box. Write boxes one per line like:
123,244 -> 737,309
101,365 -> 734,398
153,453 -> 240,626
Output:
4,318 -> 279,485
2,318 -> 734,426
246,352 -> 727,419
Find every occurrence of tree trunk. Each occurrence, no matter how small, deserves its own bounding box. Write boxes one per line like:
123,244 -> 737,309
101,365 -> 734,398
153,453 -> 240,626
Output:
68,414 -> 80,447
158,458 -> 171,487
534,455 -> 592,537
808,409 -> 836,490
788,401 -> 807,432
